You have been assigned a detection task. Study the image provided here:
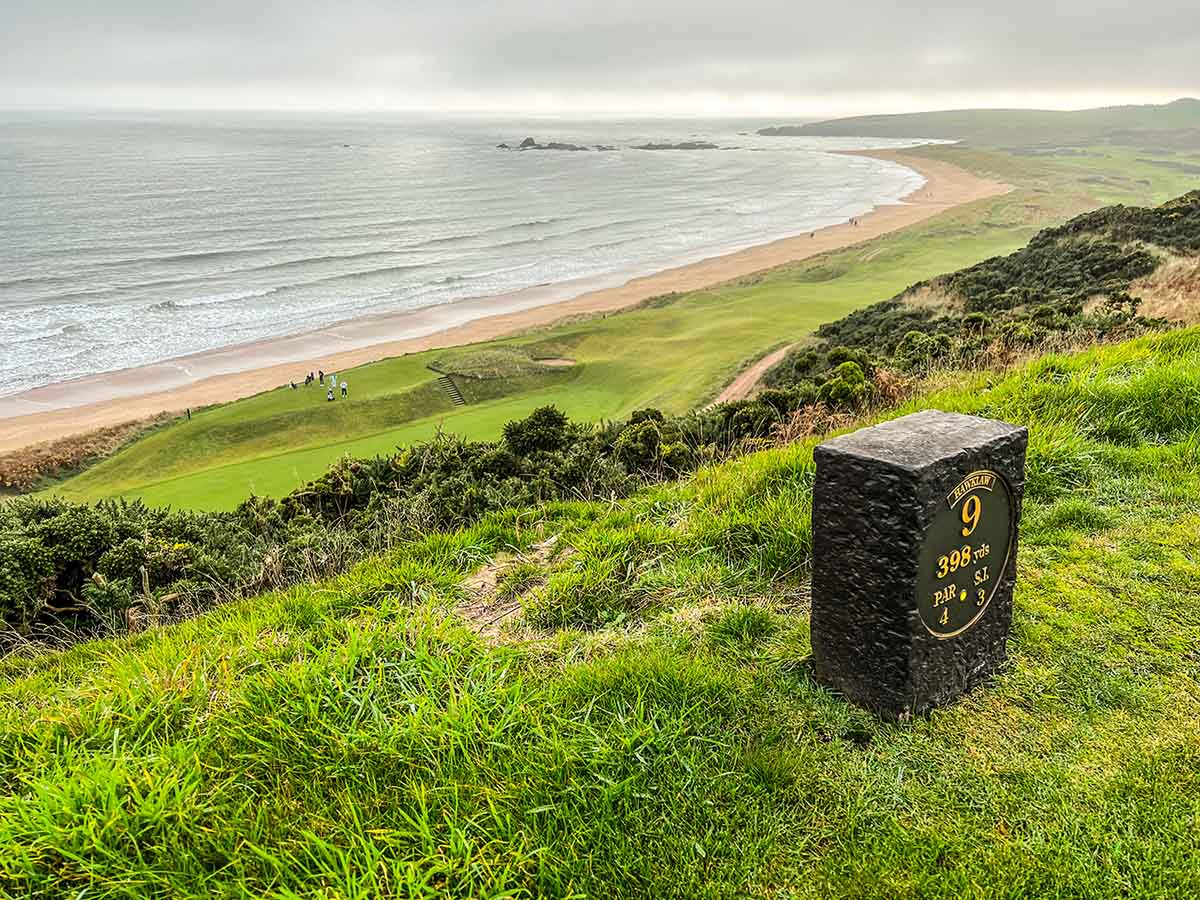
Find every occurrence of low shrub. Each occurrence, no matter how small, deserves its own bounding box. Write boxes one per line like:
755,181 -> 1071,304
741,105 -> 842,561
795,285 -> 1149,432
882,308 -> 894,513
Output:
0,389 -> 825,645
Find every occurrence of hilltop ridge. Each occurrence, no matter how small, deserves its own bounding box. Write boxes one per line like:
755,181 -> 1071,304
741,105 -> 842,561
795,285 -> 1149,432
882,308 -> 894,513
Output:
759,98 -> 1200,147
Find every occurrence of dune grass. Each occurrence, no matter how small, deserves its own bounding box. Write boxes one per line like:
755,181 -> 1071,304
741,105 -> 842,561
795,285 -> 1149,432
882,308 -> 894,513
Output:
3,328 -> 1199,897
51,145 -> 1199,511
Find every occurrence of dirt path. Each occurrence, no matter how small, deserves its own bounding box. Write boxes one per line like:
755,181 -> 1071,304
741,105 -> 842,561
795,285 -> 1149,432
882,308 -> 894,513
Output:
712,344 -> 797,405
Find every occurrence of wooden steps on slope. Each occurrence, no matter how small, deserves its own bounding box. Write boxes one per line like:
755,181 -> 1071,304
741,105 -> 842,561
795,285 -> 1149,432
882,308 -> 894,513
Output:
436,374 -> 467,406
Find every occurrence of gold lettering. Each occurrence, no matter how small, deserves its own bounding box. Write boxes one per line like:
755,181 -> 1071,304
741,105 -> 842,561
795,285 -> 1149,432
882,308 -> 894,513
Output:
948,471 -> 997,506
961,495 -> 982,537
941,544 -> 973,576
932,584 -> 959,607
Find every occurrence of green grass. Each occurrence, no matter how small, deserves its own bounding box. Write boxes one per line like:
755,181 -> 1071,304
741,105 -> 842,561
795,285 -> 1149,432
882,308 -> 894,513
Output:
3,329 -> 1200,896
51,143 -> 1199,511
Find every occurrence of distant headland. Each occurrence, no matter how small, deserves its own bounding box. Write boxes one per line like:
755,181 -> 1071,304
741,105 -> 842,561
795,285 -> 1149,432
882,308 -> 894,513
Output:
757,97 -> 1200,147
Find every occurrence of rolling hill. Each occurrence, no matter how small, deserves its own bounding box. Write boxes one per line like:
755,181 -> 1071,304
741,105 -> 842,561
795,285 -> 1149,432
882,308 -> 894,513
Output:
760,98 -> 1200,148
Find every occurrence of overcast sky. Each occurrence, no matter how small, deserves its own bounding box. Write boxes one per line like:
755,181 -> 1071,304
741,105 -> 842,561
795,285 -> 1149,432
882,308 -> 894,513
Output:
2,0 -> 1197,115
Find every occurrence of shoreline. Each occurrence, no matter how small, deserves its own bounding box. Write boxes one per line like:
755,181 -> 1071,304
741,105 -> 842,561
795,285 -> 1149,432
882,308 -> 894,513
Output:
0,150 -> 1010,452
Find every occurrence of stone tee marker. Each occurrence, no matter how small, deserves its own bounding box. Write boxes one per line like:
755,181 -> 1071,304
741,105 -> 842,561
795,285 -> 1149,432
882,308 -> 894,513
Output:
810,409 -> 1027,719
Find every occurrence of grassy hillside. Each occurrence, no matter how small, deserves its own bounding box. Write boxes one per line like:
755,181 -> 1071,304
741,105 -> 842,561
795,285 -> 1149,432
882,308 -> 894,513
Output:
3,328 -> 1199,897
761,98 -> 1200,148
48,147 -> 1200,511
764,190 -> 1200,388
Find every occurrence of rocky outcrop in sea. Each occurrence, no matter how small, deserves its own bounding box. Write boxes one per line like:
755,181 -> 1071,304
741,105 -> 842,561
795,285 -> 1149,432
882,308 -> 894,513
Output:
496,138 -> 719,152
497,137 -> 596,151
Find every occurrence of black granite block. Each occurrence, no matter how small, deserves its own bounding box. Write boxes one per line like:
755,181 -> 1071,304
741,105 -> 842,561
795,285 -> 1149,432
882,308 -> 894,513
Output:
810,409 -> 1028,719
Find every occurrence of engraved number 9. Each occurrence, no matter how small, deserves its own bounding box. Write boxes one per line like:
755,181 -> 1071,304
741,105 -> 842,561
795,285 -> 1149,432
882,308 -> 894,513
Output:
961,495 -> 982,537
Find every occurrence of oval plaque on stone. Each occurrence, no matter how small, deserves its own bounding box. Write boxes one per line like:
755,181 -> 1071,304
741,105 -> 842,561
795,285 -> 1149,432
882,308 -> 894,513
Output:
915,470 -> 1016,639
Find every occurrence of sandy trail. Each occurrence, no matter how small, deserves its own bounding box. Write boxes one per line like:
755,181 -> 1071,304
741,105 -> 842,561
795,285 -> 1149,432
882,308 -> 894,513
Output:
0,150 -> 1009,452
712,344 -> 798,405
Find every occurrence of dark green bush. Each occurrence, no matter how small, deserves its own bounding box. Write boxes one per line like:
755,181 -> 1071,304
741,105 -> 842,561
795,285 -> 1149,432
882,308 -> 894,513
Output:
895,331 -> 953,374
826,346 -> 876,376
0,534 -> 55,628
728,402 -> 779,438
503,405 -> 570,455
614,420 -> 663,470
816,362 -> 870,407
81,574 -> 136,620
628,408 -> 666,425
97,537 -> 149,582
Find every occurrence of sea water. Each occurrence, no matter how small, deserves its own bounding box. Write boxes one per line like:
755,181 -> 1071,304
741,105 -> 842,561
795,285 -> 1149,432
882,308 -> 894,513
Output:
0,113 -> 931,397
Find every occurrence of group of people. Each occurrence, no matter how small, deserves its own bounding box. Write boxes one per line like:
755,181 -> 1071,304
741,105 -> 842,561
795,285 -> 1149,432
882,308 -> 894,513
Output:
810,217 -> 861,239
289,369 -> 348,401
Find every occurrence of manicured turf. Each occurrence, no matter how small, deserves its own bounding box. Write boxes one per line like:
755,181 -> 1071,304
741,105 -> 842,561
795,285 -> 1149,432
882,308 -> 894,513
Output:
52,145 -> 1199,510
4,329 -> 1199,897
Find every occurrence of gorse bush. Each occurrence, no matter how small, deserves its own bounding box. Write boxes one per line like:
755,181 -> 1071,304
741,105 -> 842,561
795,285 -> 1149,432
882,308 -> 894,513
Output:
0,493 -> 359,643
0,392 -> 814,645
816,361 -> 870,406
501,404 -> 571,454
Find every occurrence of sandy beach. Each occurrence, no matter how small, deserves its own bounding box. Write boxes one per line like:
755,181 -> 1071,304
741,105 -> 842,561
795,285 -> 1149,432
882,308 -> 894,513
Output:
0,150 -> 1009,452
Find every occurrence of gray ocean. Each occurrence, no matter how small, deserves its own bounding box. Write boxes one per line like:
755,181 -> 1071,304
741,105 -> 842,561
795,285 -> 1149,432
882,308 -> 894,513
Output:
0,114 -> 930,398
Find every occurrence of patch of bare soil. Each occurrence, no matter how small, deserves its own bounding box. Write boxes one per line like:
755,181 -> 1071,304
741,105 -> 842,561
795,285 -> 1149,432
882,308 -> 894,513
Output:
456,535 -> 567,640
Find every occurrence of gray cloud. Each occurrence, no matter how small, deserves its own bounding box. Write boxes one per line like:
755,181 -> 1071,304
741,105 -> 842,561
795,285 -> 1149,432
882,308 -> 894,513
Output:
1,0 -> 1197,112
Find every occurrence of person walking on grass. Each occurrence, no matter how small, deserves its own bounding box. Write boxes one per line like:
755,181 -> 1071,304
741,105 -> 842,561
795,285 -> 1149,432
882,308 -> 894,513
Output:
340,380 -> 348,398
319,370 -> 325,384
